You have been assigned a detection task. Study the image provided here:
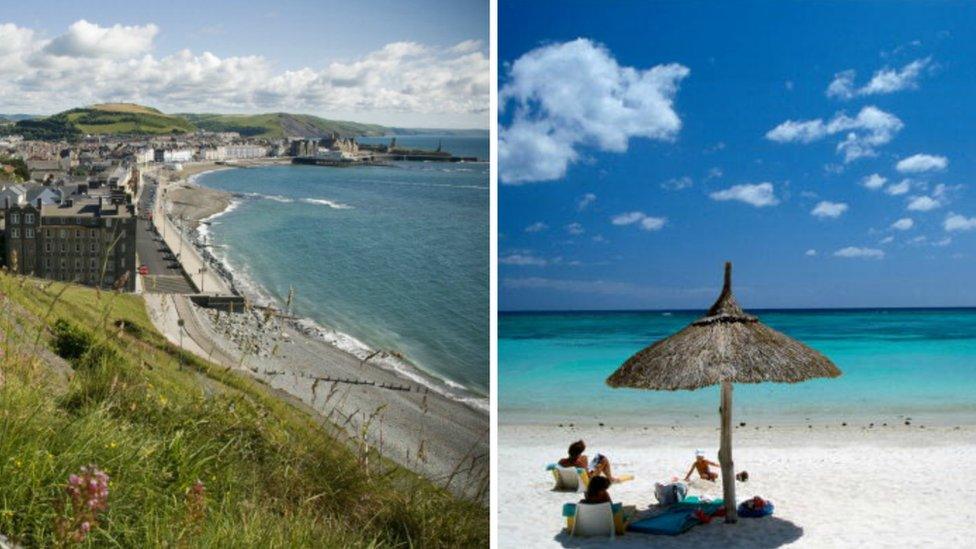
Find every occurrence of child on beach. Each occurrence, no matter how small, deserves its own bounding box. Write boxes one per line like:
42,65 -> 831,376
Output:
685,450 -> 719,482
558,440 -> 617,483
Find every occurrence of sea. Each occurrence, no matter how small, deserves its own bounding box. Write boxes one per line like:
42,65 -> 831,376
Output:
193,136 -> 488,410
500,309 -> 976,426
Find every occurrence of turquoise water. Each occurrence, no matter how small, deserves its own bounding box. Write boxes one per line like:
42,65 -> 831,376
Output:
196,152 -> 488,401
500,309 -> 976,425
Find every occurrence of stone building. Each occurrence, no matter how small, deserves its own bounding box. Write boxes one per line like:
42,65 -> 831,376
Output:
3,196 -> 137,291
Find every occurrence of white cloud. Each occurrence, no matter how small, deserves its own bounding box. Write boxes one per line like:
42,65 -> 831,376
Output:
709,182 -> 779,207
610,211 -> 666,231
43,20 -> 158,59
706,167 -> 723,180
661,176 -> 693,190
499,253 -> 548,266
891,218 -> 914,230
565,222 -> 585,235
499,39 -> 689,183
945,213 -> 976,232
826,70 -> 856,100
524,222 -> 548,233
896,153 -> 948,173
861,58 -> 932,95
811,201 -> 848,218
907,195 -> 940,211
805,249 -> 817,256
880,236 -> 895,244
826,58 -> 931,99
0,21 -> 488,126
885,179 -> 912,196
861,173 -> 886,190
576,193 -> 597,211
766,106 -> 903,162
834,246 -> 885,259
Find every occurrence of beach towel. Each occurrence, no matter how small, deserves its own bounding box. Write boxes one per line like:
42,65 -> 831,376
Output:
627,510 -> 699,536
626,497 -> 726,536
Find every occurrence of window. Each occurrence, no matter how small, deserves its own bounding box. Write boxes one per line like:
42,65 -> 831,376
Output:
59,258 -> 65,269
45,258 -> 51,269
90,243 -> 95,253
90,229 -> 96,238
11,228 -> 18,238
75,243 -> 80,253
10,213 -> 18,224
60,242 -> 66,252
59,229 -> 66,239
25,228 -> 33,239
74,259 -> 81,270
45,242 -> 51,252
25,213 -> 34,224
75,229 -> 80,238
90,258 -> 96,269
120,243 -> 126,253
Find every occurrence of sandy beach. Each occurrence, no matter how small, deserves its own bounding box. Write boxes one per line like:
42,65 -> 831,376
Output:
498,422 -> 976,547
142,162 -> 489,501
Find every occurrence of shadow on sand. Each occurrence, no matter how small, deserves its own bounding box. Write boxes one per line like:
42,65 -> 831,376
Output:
553,516 -> 803,548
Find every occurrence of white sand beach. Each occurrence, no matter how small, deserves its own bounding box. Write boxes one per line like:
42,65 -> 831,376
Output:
499,422 -> 976,547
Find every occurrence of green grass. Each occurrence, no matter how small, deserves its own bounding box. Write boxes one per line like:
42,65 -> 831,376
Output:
0,272 -> 487,547
64,107 -> 195,136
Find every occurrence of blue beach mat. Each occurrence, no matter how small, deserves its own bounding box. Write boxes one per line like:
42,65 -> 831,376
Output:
627,497 -> 726,536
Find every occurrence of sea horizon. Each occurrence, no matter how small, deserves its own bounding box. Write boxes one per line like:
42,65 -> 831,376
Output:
500,308 -> 976,426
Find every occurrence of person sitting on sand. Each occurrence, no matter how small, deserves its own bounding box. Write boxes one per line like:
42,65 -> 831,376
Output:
558,440 -> 617,482
685,450 -> 719,482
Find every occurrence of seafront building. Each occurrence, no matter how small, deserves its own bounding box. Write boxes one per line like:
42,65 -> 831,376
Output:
2,194 -> 138,291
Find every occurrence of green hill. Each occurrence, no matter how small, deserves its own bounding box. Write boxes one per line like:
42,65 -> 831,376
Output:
179,112 -> 389,138
3,104 -> 195,140
66,103 -> 196,135
0,272 -> 486,546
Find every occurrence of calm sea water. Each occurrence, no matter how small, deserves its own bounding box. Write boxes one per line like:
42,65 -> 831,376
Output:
500,309 -> 976,425
196,147 -> 488,400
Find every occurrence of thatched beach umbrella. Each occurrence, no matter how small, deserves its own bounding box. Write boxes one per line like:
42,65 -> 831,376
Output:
607,262 -> 840,522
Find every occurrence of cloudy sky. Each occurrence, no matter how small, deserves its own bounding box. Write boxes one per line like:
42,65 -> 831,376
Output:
0,0 -> 488,128
499,1 -> 976,310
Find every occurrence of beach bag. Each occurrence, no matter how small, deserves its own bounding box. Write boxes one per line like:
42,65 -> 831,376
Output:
654,481 -> 687,505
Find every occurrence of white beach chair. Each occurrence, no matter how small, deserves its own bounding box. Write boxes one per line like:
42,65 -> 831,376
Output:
570,502 -> 615,538
553,465 -> 587,491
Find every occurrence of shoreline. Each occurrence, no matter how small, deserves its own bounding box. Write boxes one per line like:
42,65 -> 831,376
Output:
183,163 -> 489,411
147,161 -> 489,500
498,422 -> 976,546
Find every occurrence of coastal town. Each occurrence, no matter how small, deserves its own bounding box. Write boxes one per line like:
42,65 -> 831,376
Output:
0,120 -> 488,503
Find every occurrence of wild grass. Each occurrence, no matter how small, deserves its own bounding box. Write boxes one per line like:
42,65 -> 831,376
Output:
0,270 -> 487,547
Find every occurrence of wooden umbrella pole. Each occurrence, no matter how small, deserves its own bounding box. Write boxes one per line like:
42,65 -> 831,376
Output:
719,380 -> 738,523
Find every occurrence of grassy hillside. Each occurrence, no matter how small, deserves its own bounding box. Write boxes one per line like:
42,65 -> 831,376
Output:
65,104 -> 196,135
0,272 -> 486,547
2,104 -> 194,140
180,112 -> 388,139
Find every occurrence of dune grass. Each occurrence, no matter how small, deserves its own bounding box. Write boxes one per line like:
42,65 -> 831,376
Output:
0,271 -> 487,547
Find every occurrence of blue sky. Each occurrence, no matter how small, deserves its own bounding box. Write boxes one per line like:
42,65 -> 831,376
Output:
0,0 -> 487,127
499,1 -> 976,311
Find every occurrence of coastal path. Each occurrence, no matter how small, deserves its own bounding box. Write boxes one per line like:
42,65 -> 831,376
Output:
147,172 -> 233,296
